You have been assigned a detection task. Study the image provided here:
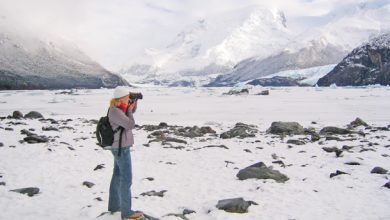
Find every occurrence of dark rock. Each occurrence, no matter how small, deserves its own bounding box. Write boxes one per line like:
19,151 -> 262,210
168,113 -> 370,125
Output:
223,88 -> 249,95
220,123 -> 258,139
383,182 -> 390,189
325,136 -> 343,141
141,190 -> 167,197
287,139 -> 306,145
21,129 -> 36,136
182,209 -> 196,215
371,167 -> 388,174
83,181 -> 95,188
348,118 -> 369,129
0,182 -> 5,186
236,162 -> 289,183
12,111 -> 23,119
216,198 -> 258,213
68,147 -> 75,151
5,127 -> 13,131
322,147 -> 339,153
94,164 -> 105,171
320,127 -> 352,135
42,126 -> 59,131
330,170 -> 349,178
195,145 -> 229,150
24,111 -> 43,119
145,177 -> 154,181
175,126 -> 216,138
164,137 -> 187,144
0,142 -> 3,147
10,187 -> 40,197
345,162 -> 361,166
24,135 -> 49,143
266,122 -> 305,135
94,197 -> 103,201
317,33 -> 390,86
256,90 -> 270,95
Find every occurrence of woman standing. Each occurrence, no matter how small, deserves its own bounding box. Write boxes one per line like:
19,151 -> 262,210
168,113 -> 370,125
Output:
107,87 -> 143,220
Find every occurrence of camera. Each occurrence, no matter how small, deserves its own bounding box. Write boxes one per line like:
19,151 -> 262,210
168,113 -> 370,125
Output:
129,92 -> 143,101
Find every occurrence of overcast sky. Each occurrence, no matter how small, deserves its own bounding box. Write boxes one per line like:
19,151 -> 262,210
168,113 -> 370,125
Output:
0,0 -> 366,71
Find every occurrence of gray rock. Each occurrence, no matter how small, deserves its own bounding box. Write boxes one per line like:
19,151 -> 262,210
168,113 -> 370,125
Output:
348,118 -> 369,129
94,164 -> 105,171
345,162 -> 361,166
256,90 -> 270,95
383,182 -> 390,189
0,182 -> 5,186
141,190 -> 167,197
223,89 -> 249,95
175,126 -> 216,138
10,187 -> 40,197
23,135 -> 49,143
266,122 -> 305,135
42,126 -> 59,131
247,76 -> 309,87
216,198 -> 257,213
12,111 -> 23,119
371,167 -> 388,174
320,127 -> 352,135
287,139 -> 306,145
236,162 -> 289,183
220,123 -> 258,139
330,170 -> 349,178
83,181 -> 95,188
0,142 -> 3,147
24,111 -> 43,119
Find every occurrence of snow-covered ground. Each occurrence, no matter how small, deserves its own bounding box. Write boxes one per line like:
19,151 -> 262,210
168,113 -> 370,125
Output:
0,87 -> 389,220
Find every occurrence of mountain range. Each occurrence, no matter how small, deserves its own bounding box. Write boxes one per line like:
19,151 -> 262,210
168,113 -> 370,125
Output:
120,1 -> 390,87
0,16 -> 129,90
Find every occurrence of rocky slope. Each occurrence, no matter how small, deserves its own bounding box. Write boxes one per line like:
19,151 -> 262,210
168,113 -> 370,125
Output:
317,33 -> 390,86
0,17 -> 129,90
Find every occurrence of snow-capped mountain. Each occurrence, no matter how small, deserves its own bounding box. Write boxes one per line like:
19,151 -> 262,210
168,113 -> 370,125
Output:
317,33 -> 390,86
0,16 -> 129,90
121,1 -> 390,87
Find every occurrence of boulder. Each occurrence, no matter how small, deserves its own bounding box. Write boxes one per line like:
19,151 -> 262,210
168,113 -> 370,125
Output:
371,167 -> 388,174
348,118 -> 369,129
82,181 -> 95,188
286,139 -> 306,145
216,198 -> 257,213
12,111 -> 23,119
266,122 -> 305,135
24,135 -> 49,143
223,89 -> 249,95
24,111 -> 43,119
383,182 -> 390,189
319,127 -> 352,135
220,123 -> 258,139
236,162 -> 289,183
330,170 -> 349,178
10,187 -> 40,197
141,190 -> 167,197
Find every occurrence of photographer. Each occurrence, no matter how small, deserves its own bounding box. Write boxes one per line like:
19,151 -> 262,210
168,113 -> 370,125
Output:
107,87 -> 143,220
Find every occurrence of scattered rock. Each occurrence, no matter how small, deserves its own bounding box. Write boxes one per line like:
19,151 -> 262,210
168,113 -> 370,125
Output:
94,164 -> 105,171
10,187 -> 40,197
330,170 -> 349,178
345,162 -> 361,166
194,145 -> 229,150
83,181 -> 95,188
0,142 -> 3,147
145,177 -> 154,181
140,190 -> 167,197
348,117 -> 369,129
175,126 -> 216,138
24,135 -> 49,144
12,111 -> 23,119
383,182 -> 390,189
94,197 -> 103,201
5,127 -> 13,131
287,139 -> 306,145
256,90 -> 269,95
236,162 -> 289,183
371,167 -> 388,174
266,122 -> 305,136
21,129 -> 36,136
42,126 -> 59,131
319,127 -> 353,135
223,88 -> 249,95
165,209 -> 196,220
24,111 -> 43,119
0,182 -> 5,186
216,198 -> 257,213
220,123 -> 258,139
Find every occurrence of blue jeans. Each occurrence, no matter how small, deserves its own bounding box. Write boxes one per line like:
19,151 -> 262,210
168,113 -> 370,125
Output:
108,147 -> 135,217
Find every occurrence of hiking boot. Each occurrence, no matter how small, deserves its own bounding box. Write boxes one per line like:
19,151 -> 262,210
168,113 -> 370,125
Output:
122,212 -> 145,220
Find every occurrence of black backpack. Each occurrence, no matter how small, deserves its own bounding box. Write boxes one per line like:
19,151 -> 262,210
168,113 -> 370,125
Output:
96,108 -> 123,151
